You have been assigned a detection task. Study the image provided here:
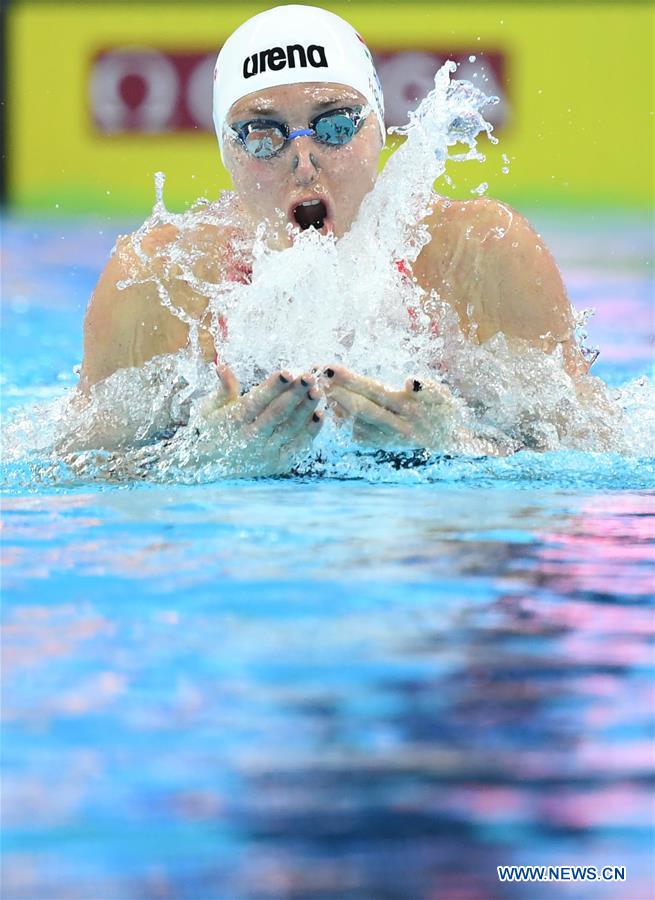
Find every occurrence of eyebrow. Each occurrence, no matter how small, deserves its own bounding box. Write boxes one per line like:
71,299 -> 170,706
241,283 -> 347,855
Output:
238,97 -> 356,118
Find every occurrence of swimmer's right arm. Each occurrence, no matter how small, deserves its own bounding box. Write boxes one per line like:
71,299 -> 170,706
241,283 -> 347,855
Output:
79,223 -> 216,394
65,222 -> 230,450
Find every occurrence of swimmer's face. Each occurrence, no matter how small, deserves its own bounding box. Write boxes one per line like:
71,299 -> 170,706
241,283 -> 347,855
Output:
224,83 -> 383,248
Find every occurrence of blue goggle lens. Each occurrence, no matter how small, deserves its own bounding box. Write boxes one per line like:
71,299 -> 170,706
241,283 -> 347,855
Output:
314,112 -> 358,145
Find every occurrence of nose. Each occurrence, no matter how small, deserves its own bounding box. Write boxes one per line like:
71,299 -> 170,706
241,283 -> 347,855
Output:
291,136 -> 320,185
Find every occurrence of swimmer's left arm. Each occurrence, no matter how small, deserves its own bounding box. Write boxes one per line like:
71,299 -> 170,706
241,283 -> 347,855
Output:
416,197 -> 589,377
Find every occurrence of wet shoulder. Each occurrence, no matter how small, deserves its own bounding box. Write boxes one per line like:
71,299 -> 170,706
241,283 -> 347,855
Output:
112,212 -> 247,283
414,194 -> 534,281
421,194 -> 517,244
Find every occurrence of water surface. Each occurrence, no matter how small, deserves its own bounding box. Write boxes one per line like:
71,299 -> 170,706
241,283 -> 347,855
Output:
1,211 -> 653,899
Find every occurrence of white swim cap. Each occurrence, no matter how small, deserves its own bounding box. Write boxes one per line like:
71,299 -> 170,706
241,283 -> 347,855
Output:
213,4 -> 385,160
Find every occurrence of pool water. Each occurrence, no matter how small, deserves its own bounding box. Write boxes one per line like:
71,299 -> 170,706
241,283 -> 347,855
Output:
1,210 -> 654,899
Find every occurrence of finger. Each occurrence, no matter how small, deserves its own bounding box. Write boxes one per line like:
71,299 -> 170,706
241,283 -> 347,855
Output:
216,365 -> 241,402
270,382 -> 320,443
329,386 -> 412,438
278,385 -> 321,439
284,409 -> 324,456
306,409 -> 324,437
404,377 -> 424,396
196,365 -> 240,416
325,395 -> 349,421
323,365 -> 408,414
403,376 -> 454,407
241,369 -> 294,423
255,375 -> 318,437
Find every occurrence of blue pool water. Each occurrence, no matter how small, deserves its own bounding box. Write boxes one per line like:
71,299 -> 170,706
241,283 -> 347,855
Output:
1,211 -> 654,899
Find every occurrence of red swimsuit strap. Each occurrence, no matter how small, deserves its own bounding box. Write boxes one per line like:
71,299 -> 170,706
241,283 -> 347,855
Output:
213,255 -> 253,368
396,258 -> 440,338
395,258 -> 413,279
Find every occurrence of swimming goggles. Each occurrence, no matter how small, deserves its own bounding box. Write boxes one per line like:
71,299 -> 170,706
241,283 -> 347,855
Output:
229,106 -> 368,159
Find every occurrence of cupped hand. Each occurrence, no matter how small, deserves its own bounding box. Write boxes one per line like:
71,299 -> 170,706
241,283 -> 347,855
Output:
183,366 -> 324,473
319,365 -> 458,449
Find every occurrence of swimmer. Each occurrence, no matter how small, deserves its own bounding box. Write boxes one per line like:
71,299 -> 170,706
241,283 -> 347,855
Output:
77,4 -> 592,466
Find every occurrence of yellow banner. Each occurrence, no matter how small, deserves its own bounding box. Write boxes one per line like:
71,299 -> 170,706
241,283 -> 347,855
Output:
8,2 -> 654,212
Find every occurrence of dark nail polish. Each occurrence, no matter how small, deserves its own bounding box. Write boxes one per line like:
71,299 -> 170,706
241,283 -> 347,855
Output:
312,412 -> 320,422
300,377 -> 310,387
324,368 -> 335,378
412,379 -> 423,392
279,373 -> 290,383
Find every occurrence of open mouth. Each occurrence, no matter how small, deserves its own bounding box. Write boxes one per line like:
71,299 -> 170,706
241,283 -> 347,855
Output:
292,198 -> 329,232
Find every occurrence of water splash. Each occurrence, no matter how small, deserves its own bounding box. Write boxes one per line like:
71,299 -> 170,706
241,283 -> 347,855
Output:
197,63 -> 500,389
2,62 -> 654,484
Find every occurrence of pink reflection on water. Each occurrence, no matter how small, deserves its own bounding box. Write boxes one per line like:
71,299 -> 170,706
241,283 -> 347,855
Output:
439,784 -> 528,823
514,596 -> 654,635
535,493 -> 655,600
2,669 -> 127,725
434,780 -> 652,831
470,490 -> 655,851
2,603 -> 116,675
566,267 -> 653,363
538,783 -> 653,829
575,739 -> 654,775
2,749 -> 104,829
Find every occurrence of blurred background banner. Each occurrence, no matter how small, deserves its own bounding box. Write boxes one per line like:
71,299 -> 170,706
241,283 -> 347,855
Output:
3,0 -> 654,213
